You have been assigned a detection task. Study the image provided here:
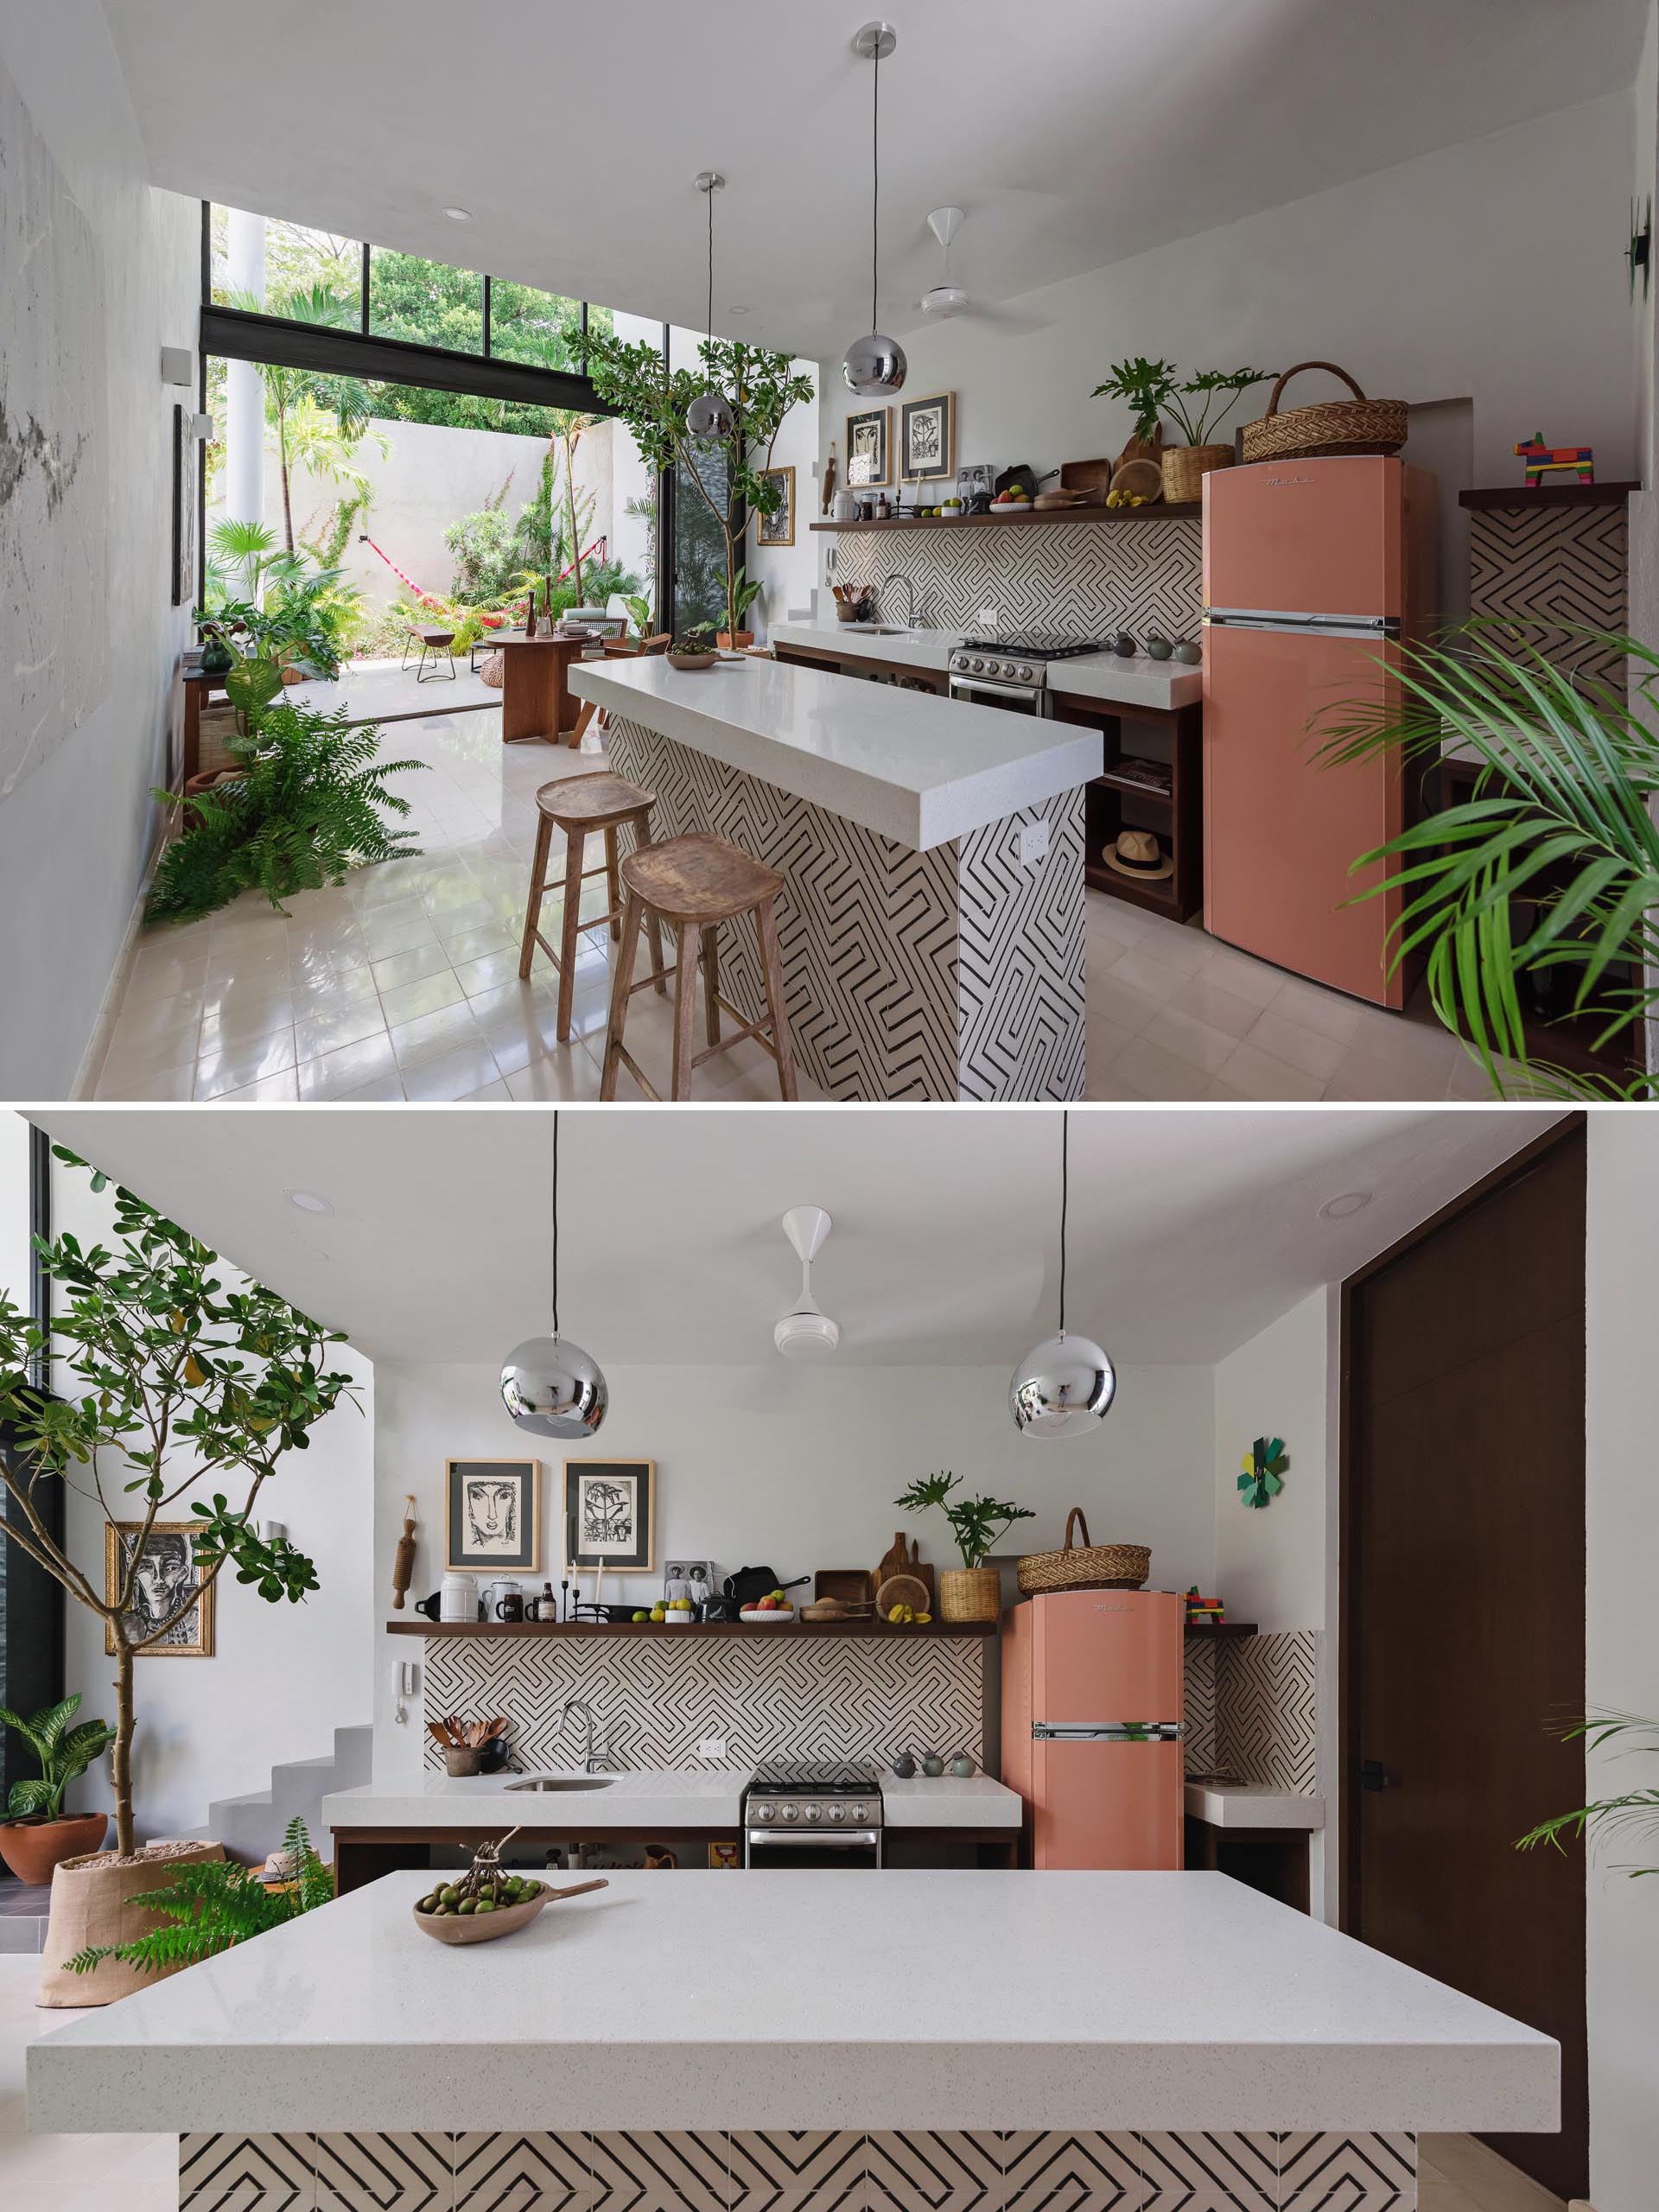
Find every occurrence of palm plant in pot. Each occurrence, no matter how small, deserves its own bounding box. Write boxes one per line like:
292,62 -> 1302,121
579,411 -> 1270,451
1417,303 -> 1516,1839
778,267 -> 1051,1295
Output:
895,1471 -> 1033,1622
0,1696 -> 116,1887
1090,359 -> 1274,505
0,1149 -> 360,2003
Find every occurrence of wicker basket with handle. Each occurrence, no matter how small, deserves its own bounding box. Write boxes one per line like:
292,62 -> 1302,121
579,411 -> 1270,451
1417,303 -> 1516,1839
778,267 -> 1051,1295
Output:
1018,1510 -> 1150,1596
1240,362 -> 1408,464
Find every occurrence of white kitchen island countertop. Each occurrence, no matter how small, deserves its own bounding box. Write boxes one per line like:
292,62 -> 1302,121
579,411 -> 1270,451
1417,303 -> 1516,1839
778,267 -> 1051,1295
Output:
29,1869 -> 1556,2137
570,652 -> 1101,851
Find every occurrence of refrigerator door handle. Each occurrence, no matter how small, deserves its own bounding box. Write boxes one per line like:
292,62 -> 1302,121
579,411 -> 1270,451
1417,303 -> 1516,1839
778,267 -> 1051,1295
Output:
1205,607 -> 1401,641
1033,1722 -> 1183,1742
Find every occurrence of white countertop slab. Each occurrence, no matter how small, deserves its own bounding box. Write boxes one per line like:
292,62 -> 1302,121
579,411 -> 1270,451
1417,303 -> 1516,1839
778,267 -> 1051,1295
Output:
771,620 -> 960,673
880,1774 -> 1022,1828
771,622 -> 1204,712
572,655 -> 1101,851
29,1870 -> 1556,2137
323,1769 -> 753,1833
1185,1781 -> 1326,1830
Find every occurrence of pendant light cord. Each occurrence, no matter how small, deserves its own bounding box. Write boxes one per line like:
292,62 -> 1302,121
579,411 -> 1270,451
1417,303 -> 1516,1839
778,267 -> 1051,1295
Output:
705,179 -> 715,344
550,1109 -> 561,1338
1058,1109 -> 1069,1337
869,41 -> 881,332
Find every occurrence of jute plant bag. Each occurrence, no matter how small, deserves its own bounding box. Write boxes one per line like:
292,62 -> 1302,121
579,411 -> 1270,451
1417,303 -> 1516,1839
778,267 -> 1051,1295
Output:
37,1840 -> 225,2007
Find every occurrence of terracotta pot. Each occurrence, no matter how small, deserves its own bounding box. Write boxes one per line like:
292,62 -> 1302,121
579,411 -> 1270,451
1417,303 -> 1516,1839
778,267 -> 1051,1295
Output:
37,1840 -> 225,2007
0,1812 -> 107,1888
716,631 -> 754,650
1160,443 -> 1233,505
938,1567 -> 1001,1623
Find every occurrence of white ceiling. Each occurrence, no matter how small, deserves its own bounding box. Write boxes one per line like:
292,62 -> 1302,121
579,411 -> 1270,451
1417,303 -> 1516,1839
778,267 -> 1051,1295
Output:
103,0 -> 1647,358
29,1107 -> 1558,1369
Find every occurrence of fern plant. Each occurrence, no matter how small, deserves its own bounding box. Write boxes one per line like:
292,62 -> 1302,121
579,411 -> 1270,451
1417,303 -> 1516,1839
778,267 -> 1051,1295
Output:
67,1817 -> 333,1976
0,1694 -> 116,1822
149,700 -> 423,923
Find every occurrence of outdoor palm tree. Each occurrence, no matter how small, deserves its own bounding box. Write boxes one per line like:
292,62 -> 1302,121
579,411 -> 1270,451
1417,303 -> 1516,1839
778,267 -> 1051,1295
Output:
1319,626 -> 1658,1099
227,282 -> 373,552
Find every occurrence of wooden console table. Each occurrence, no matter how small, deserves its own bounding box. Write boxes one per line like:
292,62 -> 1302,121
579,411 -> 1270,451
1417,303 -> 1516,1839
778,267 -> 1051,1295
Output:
486,632 -> 594,745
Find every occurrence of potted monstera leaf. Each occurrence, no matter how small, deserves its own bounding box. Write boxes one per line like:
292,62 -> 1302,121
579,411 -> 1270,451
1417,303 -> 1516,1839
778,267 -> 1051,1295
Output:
0,1696 -> 115,1887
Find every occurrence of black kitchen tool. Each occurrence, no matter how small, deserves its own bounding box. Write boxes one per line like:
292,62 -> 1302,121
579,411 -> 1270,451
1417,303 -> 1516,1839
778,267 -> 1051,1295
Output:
994,462 -> 1040,499
722,1567 -> 810,1610
698,1592 -> 740,1622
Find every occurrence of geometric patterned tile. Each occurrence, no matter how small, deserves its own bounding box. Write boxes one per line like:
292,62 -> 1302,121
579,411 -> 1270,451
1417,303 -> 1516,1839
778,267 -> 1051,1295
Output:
867,2130 -> 1005,2212
181,2133 -> 318,2211
1214,1632 -> 1319,1795
315,2132 -> 455,2211
1275,2132 -> 1415,2212
588,2132 -> 732,2212
998,2131 -> 1146,2212
1469,504 -> 1627,691
454,2131 -> 593,2212
1181,1641 -> 1219,1777
1139,2131 -> 1277,2212
728,2132 -> 868,2212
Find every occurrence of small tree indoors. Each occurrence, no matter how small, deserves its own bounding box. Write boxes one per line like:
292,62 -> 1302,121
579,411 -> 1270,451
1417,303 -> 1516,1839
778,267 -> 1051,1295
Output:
0,1149 -> 359,1860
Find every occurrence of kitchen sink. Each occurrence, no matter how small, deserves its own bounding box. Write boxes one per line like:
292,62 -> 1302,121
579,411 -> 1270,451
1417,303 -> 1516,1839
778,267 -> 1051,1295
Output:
505,1776 -> 615,1792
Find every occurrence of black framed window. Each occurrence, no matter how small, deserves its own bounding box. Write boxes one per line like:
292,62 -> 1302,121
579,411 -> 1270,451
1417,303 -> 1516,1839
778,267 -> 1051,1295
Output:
0,1125 -> 62,1816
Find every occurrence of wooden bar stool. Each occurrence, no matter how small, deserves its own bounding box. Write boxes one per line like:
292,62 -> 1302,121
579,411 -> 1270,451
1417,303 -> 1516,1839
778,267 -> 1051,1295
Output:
601,834 -> 798,1102
518,772 -> 666,1043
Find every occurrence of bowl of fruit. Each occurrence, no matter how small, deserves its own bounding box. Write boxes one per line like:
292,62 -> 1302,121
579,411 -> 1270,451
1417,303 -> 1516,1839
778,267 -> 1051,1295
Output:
635,1597 -> 696,1625
740,1589 -> 797,1624
413,1833 -> 608,1946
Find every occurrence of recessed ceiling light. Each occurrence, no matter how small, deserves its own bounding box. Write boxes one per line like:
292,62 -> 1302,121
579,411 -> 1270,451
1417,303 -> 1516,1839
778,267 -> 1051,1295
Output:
284,1189 -> 334,1217
1319,1191 -> 1373,1221
728,305 -> 749,315
443,206 -> 473,222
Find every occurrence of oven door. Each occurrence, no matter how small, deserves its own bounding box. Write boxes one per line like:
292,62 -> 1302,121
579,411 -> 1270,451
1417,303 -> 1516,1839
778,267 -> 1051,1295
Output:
744,1827 -> 881,1868
948,673 -> 1048,716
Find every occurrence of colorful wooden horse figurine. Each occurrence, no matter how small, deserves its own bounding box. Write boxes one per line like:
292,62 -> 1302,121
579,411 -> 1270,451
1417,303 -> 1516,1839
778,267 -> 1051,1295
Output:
1513,433 -> 1595,489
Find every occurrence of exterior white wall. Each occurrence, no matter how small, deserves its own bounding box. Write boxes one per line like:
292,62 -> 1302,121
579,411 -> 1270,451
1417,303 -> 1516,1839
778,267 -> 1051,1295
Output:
813,92 -> 1638,553
49,1157 -> 376,1844
0,3 -> 200,1097
369,1359 -> 1218,1776
1584,1116 -> 1659,2212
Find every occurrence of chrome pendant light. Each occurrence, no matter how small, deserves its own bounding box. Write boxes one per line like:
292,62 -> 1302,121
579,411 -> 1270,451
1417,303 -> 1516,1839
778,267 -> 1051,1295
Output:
685,172 -> 735,441
1009,1110 -> 1116,1439
500,1112 -> 609,1440
842,22 -> 907,397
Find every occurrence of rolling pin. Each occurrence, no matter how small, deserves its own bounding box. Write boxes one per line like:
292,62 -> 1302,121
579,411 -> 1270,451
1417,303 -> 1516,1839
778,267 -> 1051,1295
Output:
391,1494 -> 417,1611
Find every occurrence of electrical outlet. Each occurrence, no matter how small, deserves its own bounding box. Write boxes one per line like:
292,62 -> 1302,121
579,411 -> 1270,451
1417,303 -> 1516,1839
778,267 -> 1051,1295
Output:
977,604 -> 1000,632
697,1734 -> 728,1761
1016,818 -> 1050,866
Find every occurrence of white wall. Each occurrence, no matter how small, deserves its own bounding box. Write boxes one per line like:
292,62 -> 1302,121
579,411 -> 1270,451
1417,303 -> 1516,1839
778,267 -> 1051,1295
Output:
49,1156 -> 376,1843
1212,1291 -> 1330,1635
814,92 -> 1637,545
370,1358 -> 1217,1773
1584,1116 -> 1659,2212
747,359 -> 819,637
0,3 -> 200,1097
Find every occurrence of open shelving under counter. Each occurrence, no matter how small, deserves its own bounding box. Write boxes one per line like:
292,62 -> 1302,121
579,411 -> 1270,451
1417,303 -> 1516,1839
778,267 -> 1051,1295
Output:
386,1616 -> 997,1639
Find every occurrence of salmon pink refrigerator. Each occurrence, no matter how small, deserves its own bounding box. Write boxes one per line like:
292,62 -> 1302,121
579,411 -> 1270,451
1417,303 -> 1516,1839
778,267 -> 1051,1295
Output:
1001,1589 -> 1185,1869
1202,455 -> 1438,1007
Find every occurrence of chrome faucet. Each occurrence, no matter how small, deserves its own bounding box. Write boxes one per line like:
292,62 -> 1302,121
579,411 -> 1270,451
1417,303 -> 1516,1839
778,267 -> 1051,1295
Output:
880,572 -> 919,627
559,1698 -> 611,1774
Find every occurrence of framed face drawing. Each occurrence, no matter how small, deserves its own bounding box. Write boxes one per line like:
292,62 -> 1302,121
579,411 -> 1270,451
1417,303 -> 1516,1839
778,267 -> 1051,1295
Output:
563,1460 -> 655,1573
754,465 -> 795,547
105,1523 -> 214,1656
845,406 -> 891,487
446,1459 -> 541,1573
899,391 -> 956,482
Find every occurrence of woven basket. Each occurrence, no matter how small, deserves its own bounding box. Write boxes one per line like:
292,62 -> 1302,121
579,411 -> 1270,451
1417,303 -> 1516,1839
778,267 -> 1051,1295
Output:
938,1567 -> 1001,1623
480,651 -> 505,690
1240,362 -> 1408,464
1161,443 -> 1233,505
1018,1510 -> 1150,1596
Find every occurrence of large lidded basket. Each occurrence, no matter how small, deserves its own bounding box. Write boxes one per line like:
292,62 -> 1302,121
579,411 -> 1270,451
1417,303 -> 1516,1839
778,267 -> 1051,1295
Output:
1241,362 -> 1408,464
1018,1510 -> 1150,1596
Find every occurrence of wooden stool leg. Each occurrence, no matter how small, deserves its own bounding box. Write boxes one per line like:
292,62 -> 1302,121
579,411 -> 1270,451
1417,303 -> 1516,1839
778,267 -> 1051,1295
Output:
756,898 -> 798,1101
555,825 -> 586,1043
604,824 -> 621,944
570,699 -> 597,748
601,892 -> 645,1101
631,810 -> 668,995
671,923 -> 700,1102
702,925 -> 721,1046
518,812 -> 556,980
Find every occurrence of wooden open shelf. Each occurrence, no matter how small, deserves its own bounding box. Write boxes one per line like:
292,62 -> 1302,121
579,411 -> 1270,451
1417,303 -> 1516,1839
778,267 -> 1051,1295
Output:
811,503 -> 1200,533
1458,480 -> 1639,512
387,1617 -> 997,1641
1185,1622 -> 1257,1639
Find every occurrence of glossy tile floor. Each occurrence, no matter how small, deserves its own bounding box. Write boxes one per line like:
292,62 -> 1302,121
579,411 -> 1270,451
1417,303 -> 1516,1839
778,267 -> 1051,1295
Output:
94,705 -> 1516,1104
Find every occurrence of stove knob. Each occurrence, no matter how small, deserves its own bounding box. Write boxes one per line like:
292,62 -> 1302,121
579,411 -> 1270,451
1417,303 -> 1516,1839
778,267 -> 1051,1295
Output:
753,1802 -> 774,1823
803,1804 -> 822,1824
779,1802 -> 799,1823
848,1803 -> 869,1823
826,1804 -> 845,1824
1019,664 -> 1034,683
970,657 -> 985,672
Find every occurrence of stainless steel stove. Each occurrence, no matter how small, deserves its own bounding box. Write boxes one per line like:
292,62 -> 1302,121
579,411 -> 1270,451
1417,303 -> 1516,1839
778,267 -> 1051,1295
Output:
948,632 -> 1109,715
743,1759 -> 883,1866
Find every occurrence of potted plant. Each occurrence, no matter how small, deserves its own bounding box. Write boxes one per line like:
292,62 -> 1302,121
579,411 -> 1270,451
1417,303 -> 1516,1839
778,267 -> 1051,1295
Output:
1090,358 -> 1274,505
718,568 -> 764,651
0,1696 -> 115,1886
577,317 -> 811,663
1517,1713 -> 1658,1873
0,1150 -> 361,2002
895,1471 -> 1034,1622
67,1816 -> 332,1980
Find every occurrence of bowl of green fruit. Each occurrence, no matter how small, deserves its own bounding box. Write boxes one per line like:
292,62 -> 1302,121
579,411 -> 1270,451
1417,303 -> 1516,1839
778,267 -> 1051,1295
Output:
413,1830 -> 608,1946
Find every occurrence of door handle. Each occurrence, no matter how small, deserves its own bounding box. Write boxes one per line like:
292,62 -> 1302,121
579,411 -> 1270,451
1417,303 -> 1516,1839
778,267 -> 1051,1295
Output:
1359,1759 -> 1395,1792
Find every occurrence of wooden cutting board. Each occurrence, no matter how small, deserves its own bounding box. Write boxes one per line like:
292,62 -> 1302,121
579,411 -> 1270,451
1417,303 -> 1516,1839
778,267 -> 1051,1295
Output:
874,1534 -> 936,1609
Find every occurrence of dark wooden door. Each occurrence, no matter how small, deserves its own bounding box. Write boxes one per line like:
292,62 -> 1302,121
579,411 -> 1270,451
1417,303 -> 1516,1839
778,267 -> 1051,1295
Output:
1344,1125 -> 1586,2201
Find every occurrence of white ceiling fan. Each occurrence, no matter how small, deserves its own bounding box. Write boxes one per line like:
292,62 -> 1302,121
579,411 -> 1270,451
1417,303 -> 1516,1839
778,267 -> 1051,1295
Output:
773,1206 -> 841,1360
919,207 -> 1051,330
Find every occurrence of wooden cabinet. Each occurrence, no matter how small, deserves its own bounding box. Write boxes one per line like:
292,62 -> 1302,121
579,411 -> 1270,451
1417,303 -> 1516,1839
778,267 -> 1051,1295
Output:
1051,693 -> 1204,923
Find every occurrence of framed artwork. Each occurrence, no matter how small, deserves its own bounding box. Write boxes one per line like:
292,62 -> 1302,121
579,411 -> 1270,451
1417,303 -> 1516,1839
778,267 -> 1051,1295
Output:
900,391 -> 956,482
105,1523 -> 214,1657
845,406 -> 891,487
563,1460 -> 655,1573
446,1459 -> 541,1573
170,404 -> 195,608
754,465 -> 796,547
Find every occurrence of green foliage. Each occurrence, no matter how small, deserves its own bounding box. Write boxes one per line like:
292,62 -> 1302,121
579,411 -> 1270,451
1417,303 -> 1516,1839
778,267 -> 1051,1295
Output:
1090,358 -> 1274,446
446,505 -> 524,604
1516,1714 -> 1659,1877
1316,625 -> 1659,1099
200,520 -> 359,681
146,702 -> 423,922
0,1695 -> 116,1823
894,1471 -> 1034,1570
67,1818 -> 334,1976
622,594 -> 655,641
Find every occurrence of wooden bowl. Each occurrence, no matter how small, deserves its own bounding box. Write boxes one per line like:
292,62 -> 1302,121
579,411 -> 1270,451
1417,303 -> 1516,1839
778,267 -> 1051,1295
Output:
1108,458 -> 1163,502
413,1890 -> 549,1946
667,650 -> 717,671
875,1573 -> 930,1618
